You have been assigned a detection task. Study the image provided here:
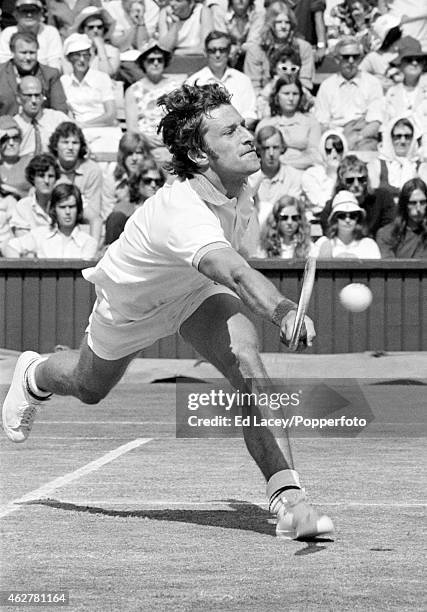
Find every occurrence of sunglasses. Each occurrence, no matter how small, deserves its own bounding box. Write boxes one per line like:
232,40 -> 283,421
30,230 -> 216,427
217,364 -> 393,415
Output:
145,56 -> 165,64
277,64 -> 299,73
278,213 -> 300,221
85,23 -> 105,31
335,211 -> 360,221
344,176 -> 367,186
340,54 -> 361,61
142,177 -> 162,186
392,133 -> 412,141
1,134 -> 21,143
17,7 -> 41,14
402,56 -> 423,64
206,47 -> 230,55
325,143 -> 344,154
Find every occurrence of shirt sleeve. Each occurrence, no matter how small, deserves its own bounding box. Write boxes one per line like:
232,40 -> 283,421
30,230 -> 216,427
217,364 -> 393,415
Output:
0,29 -> 13,63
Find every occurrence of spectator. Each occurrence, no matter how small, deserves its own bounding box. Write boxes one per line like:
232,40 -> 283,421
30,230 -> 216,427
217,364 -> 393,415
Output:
14,76 -> 70,157
158,0 -> 214,55
383,37 -> 427,135
302,130 -> 348,216
330,0 -> 375,53
69,6 -> 120,77
359,13 -> 402,91
215,0 -> 265,71
186,31 -> 257,128
250,125 -> 302,228
376,177 -> 427,258
320,154 -> 396,237
368,116 -> 427,200
256,75 -> 321,170
105,0 -> 160,51
258,195 -> 315,258
61,33 -> 122,158
47,0 -> 103,40
9,152 -> 60,237
105,158 -> 164,244
49,121 -> 103,245
243,1 -> 315,94
315,190 -> 381,258
293,0 -> 328,64
0,182 -> 15,254
0,116 -> 32,199
314,35 -> 383,151
125,42 -> 183,163
0,31 -> 68,116
0,0 -> 63,71
3,183 -> 98,258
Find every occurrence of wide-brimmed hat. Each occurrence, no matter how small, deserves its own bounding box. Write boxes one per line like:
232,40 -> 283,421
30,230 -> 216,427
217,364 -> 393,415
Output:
329,191 -> 366,221
390,36 -> 427,66
71,6 -> 115,40
371,14 -> 401,51
136,41 -> 171,69
63,33 -> 92,56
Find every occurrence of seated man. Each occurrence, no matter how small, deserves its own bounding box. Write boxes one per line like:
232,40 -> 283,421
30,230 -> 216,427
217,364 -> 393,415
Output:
48,121 -> 103,246
186,31 -> 257,128
0,31 -> 68,116
14,76 -> 70,157
0,0 -> 63,71
314,36 -> 384,151
0,115 -> 32,199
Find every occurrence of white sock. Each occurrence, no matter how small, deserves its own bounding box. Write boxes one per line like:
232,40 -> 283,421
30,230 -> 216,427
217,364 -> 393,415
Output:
26,358 -> 51,399
267,469 -> 301,514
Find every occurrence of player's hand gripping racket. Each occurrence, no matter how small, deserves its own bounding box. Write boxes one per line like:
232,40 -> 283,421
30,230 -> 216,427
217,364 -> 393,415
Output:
288,257 -> 316,351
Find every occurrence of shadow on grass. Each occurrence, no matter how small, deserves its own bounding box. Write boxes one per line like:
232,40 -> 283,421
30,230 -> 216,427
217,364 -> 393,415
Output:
20,498 -> 277,537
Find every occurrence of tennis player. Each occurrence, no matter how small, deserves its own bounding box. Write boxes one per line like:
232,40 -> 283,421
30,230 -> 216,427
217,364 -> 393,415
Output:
2,84 -> 333,540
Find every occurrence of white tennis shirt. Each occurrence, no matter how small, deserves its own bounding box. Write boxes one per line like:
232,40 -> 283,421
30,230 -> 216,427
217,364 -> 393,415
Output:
83,175 -> 255,320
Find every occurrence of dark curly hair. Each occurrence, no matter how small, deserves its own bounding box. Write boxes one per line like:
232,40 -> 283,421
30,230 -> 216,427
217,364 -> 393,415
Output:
260,196 -> 312,258
49,183 -> 84,228
48,122 -> 88,161
25,153 -> 60,186
388,178 -> 427,250
157,83 -> 232,178
269,75 -> 306,116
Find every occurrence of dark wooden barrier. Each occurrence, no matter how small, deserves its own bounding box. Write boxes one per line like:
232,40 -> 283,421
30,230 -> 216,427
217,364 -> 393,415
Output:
0,259 -> 426,354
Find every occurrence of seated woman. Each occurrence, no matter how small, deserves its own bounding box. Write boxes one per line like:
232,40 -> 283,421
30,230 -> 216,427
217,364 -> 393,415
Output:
376,177 -> 427,258
158,0 -> 214,56
102,131 -> 152,219
61,33 -> 122,158
243,1 -> 314,95
368,116 -> 427,202
0,116 -> 32,199
9,153 -> 60,237
315,190 -> 381,258
69,6 -> 120,77
258,195 -> 315,258
3,183 -> 98,259
125,42 -> 183,163
256,75 -> 321,171
302,131 -> 348,218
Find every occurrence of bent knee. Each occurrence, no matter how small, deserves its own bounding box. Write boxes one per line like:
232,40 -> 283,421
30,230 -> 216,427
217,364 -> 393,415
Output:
76,384 -> 108,405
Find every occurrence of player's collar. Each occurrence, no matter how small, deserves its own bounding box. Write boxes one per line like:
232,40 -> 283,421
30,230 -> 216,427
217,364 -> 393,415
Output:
189,174 -> 244,206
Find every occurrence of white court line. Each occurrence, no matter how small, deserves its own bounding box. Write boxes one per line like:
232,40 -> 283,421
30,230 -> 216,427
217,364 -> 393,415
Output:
0,438 -> 153,519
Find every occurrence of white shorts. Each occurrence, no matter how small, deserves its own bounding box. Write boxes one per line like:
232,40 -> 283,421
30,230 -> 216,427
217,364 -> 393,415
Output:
86,282 -> 237,360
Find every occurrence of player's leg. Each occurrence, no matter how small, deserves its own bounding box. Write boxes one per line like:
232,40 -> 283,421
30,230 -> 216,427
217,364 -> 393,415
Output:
2,336 -> 136,443
180,293 -> 334,538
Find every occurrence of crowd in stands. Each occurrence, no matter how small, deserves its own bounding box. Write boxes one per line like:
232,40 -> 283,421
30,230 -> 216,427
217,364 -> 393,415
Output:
0,0 -> 426,261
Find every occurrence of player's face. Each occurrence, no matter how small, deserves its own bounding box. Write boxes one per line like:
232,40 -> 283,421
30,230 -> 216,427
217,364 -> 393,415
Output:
56,136 -> 81,165
206,37 -> 230,74
55,195 -> 78,230
201,104 -> 260,180
342,170 -> 368,201
19,80 -> 43,118
273,12 -> 291,40
407,188 -> 427,224
13,40 -> 38,72
278,204 -> 300,239
34,167 -> 57,196
277,83 -> 300,115
339,44 -> 362,80
260,133 -> 283,172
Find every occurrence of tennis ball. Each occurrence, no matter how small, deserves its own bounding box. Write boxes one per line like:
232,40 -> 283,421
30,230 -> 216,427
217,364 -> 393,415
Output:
339,283 -> 373,313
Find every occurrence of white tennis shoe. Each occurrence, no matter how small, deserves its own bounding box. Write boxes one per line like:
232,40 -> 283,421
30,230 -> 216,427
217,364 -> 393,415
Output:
275,489 -> 334,539
2,351 -> 49,443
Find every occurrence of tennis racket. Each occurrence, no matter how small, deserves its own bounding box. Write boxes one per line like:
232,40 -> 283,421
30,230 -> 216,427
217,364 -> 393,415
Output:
288,257 -> 317,352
